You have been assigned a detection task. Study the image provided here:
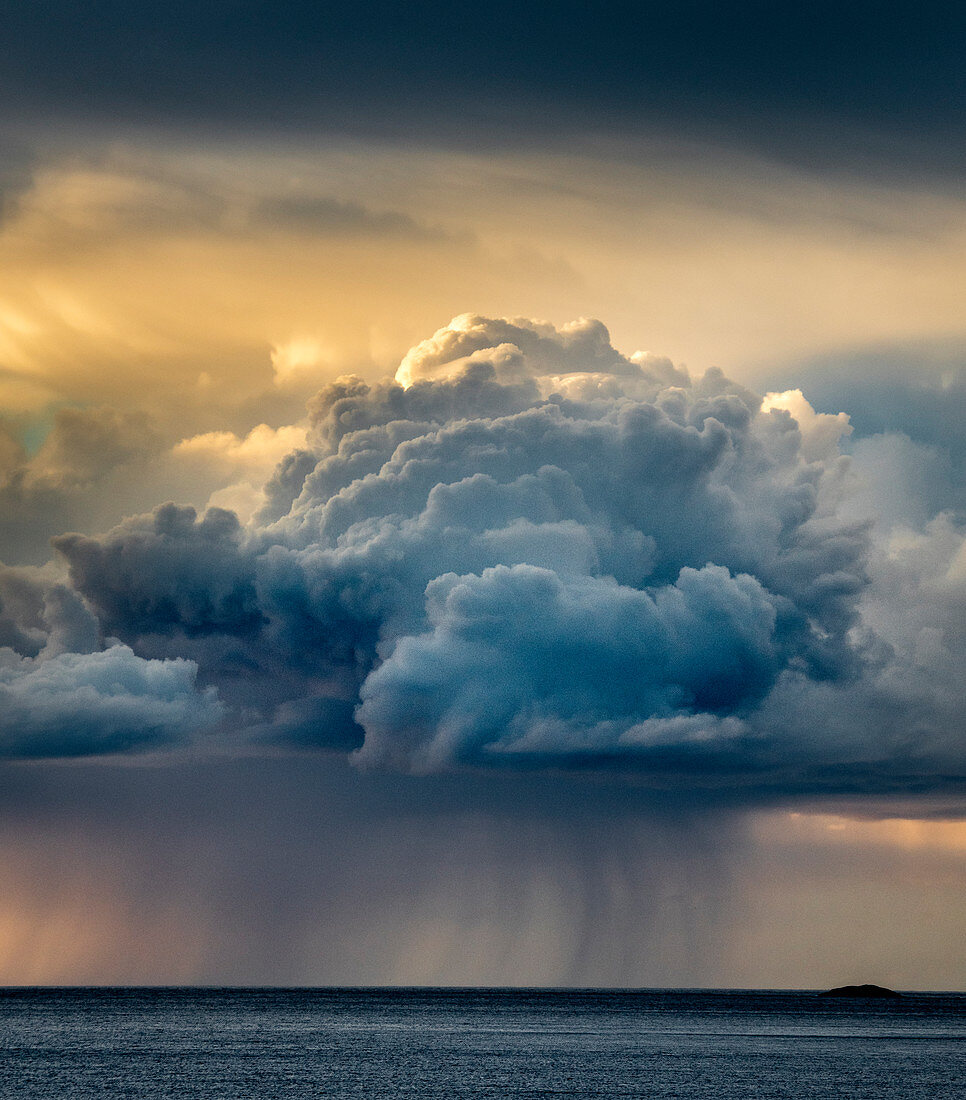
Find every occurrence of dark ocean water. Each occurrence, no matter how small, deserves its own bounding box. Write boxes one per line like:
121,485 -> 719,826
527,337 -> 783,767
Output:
0,987 -> 964,1099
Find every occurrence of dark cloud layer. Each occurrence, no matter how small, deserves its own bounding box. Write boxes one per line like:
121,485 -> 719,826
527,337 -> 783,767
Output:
3,3 -> 966,179
10,313 -> 954,800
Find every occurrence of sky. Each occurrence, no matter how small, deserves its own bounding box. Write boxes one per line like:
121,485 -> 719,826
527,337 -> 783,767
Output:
0,1 -> 965,988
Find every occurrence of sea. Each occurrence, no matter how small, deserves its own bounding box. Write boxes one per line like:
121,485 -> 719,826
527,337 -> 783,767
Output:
0,987 -> 963,1099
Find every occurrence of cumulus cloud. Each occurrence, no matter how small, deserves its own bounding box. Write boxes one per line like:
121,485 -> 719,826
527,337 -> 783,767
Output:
0,563 -> 222,757
54,503 -> 262,641
354,563 -> 779,772
38,312 -> 921,787
0,645 -> 222,759
0,310 -> 946,793
394,314 -> 651,387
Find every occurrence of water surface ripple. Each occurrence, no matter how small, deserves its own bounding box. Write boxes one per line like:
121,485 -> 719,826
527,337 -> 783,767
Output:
1,987 -> 963,1099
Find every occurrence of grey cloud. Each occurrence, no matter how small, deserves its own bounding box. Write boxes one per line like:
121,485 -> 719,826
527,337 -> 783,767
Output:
36,582 -> 101,658
810,348 -> 966,450
0,564 -> 50,657
53,504 -> 300,718
258,448 -> 320,524
49,314 -> 918,789
0,406 -> 168,564
5,1 -> 966,190
252,195 -> 452,242
0,563 -> 222,758
0,565 -> 100,661
354,563 -> 782,773
0,644 -> 222,759
28,406 -> 163,490
250,696 -> 364,752
776,343 -> 966,517
2,312 -> 954,793
55,503 -> 261,640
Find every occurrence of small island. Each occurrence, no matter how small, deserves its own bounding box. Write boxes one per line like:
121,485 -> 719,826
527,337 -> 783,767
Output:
818,984 -> 902,999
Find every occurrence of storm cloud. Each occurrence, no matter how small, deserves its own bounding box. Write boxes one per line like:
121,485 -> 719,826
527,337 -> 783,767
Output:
5,2 -> 966,185
0,312 -> 936,797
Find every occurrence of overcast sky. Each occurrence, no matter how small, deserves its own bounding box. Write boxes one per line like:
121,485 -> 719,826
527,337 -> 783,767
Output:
0,1 -> 964,988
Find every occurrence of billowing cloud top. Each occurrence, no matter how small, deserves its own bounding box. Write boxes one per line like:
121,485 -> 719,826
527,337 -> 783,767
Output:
1,314 -> 963,797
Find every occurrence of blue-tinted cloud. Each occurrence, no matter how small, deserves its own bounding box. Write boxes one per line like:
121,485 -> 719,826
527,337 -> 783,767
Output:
355,563 -> 780,772
55,503 -> 261,639
0,563 -> 224,758
48,313 -> 952,794
0,644 -> 223,759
